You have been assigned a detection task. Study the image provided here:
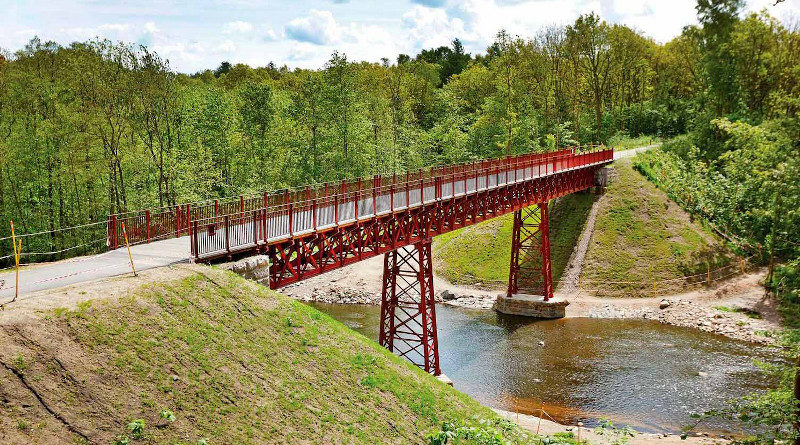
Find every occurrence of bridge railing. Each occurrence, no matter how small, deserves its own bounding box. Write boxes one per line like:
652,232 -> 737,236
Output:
188,147 -> 613,260
109,146 -> 608,249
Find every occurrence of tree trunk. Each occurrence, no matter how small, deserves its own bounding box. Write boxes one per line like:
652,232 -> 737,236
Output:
794,352 -> 800,445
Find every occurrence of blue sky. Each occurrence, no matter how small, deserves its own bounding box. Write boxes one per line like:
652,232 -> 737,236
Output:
2,0 -> 798,73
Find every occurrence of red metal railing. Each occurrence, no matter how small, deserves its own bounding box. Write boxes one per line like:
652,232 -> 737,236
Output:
186,147 -> 613,262
108,146 -> 611,250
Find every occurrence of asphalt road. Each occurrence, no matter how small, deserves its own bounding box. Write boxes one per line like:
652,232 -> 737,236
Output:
0,237 -> 190,302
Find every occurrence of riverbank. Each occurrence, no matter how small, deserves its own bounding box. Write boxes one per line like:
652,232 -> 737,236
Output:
267,255 -> 781,345
492,409 -> 727,445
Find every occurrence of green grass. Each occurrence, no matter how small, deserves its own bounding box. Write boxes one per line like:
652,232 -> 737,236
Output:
581,158 -> 733,296
713,306 -> 762,319
607,133 -> 660,150
0,266 -> 538,444
433,192 -> 598,288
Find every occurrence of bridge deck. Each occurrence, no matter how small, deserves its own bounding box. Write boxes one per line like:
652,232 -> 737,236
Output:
192,150 -> 613,262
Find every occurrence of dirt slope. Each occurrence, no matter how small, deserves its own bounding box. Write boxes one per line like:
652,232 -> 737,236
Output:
0,265 -> 528,444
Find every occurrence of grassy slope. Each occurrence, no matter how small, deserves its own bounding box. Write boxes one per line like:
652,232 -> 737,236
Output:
433,193 -> 598,288
581,158 -> 732,295
0,266 -> 533,444
433,156 -> 733,296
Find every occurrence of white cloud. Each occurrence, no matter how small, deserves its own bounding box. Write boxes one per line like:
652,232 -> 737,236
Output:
144,21 -> 159,34
286,10 -> 341,45
212,39 -> 237,53
223,20 -> 254,34
402,6 -> 469,50
98,23 -> 131,32
263,28 -> 280,41
282,9 -> 397,66
604,0 -> 696,42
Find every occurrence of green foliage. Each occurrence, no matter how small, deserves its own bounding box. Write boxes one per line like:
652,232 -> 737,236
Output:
126,418 -> 145,439
426,417 -> 532,445
770,258 -> 800,328
635,118 -> 799,260
593,419 -> 635,445
159,409 -> 176,423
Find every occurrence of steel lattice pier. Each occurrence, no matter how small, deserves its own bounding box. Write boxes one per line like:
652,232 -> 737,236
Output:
507,204 -> 553,300
378,240 -> 440,375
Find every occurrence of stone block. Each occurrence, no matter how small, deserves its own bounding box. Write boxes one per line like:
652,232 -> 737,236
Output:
493,293 -> 569,318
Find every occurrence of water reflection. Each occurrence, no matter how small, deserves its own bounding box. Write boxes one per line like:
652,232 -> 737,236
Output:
310,302 -> 776,434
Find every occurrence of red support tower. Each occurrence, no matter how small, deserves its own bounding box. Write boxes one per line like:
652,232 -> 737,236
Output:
378,239 -> 441,376
507,203 -> 554,301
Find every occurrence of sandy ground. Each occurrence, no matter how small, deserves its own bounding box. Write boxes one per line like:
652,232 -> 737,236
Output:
493,409 -> 727,445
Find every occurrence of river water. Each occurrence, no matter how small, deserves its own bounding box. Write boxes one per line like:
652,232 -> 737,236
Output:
309,302 -> 776,434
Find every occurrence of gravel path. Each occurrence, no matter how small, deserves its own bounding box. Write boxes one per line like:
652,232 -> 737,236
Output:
557,191 -> 603,296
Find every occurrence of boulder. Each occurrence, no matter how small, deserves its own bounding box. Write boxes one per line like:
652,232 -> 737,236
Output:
440,289 -> 457,301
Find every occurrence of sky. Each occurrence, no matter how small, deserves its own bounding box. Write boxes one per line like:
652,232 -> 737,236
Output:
2,0 -> 799,73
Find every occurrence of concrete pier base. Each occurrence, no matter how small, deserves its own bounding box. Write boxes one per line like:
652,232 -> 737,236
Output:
436,374 -> 453,386
493,294 -> 568,318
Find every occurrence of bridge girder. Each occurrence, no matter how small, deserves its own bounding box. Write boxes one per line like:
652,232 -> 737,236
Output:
264,167 -> 598,289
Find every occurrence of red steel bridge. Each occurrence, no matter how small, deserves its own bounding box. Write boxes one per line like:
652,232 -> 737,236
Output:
107,147 -> 613,375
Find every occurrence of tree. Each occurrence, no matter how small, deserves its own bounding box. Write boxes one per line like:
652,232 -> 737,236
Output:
213,61 -> 232,78
696,0 -> 745,114
566,13 -> 613,142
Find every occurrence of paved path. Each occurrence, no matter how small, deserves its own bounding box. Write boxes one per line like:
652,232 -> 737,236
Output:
0,144 -> 658,304
0,237 -> 190,302
613,144 -> 659,160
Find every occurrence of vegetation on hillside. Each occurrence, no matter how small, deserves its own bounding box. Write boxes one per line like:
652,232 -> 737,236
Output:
0,266 -> 539,444
581,158 -> 733,296
433,192 -> 597,289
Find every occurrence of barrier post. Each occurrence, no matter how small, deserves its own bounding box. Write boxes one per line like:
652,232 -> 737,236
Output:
312,199 -> 317,231
185,204 -> 191,236
190,220 -> 198,259
145,210 -> 151,242
224,215 -> 231,256
10,221 -> 21,303
373,175 -> 378,216
334,194 -> 339,225
121,222 -> 137,277
175,206 -> 180,238
112,214 -> 118,250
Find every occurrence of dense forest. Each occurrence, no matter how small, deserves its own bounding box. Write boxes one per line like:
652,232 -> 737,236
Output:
0,1 -> 797,264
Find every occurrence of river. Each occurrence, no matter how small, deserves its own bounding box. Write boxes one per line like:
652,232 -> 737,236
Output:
309,302 -> 777,434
